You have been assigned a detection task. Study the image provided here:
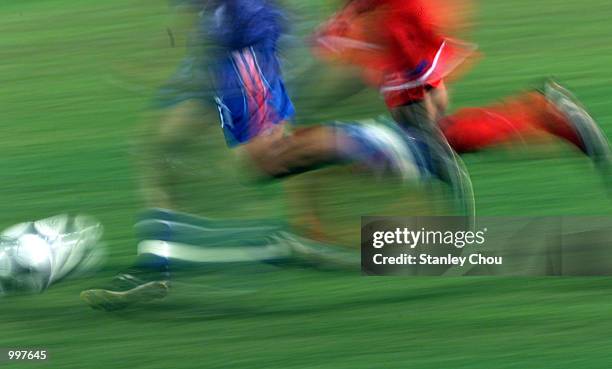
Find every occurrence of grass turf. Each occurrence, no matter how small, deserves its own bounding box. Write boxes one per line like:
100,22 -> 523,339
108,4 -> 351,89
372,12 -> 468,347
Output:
1,0 -> 612,367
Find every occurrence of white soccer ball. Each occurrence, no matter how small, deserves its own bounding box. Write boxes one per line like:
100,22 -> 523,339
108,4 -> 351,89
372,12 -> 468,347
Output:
0,214 -> 105,297
0,230 -> 51,295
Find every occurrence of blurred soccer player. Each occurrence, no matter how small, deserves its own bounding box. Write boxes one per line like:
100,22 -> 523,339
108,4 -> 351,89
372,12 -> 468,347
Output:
313,0 -> 612,172
80,0 -> 468,310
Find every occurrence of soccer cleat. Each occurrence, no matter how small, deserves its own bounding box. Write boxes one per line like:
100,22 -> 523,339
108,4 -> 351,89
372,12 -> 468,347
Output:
543,80 -> 612,179
80,271 -> 169,311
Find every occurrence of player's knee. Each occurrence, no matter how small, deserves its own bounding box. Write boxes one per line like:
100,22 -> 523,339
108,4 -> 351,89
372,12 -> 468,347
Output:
155,101 -> 208,147
241,129 -> 336,179
236,137 -> 286,179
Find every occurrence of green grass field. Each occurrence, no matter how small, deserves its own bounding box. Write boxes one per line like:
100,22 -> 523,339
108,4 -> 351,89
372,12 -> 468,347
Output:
2,0 -> 612,367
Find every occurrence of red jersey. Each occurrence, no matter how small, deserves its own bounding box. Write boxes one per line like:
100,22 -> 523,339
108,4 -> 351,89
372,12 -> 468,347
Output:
313,0 -> 477,106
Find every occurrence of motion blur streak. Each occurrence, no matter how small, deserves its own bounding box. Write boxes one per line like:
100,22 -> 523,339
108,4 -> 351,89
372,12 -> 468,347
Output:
1,0 -> 612,368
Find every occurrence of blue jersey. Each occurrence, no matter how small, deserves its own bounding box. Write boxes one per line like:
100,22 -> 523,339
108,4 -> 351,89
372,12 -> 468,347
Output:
202,0 -> 287,51
158,0 -> 295,147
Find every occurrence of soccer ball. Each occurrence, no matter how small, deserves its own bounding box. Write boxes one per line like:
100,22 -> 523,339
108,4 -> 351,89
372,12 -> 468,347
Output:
0,214 -> 105,297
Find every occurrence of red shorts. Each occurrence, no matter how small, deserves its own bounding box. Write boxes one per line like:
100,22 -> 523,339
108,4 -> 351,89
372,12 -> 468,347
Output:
380,39 -> 477,107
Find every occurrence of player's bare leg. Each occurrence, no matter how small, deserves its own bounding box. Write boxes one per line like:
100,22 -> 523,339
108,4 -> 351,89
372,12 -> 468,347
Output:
386,87 -> 474,217
238,125 -> 341,179
137,101 -> 213,210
